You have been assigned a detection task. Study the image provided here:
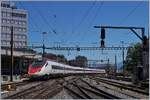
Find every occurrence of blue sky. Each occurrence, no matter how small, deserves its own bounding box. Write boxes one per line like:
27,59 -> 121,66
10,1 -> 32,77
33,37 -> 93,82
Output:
15,1 -> 149,67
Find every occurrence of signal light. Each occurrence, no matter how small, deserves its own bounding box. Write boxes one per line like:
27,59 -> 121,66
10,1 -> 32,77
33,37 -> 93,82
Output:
77,47 -> 80,51
101,40 -> 105,47
101,28 -> 105,39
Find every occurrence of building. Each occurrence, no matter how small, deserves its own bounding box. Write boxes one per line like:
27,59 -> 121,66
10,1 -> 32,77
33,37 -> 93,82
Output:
1,1 -> 28,47
1,47 -> 42,75
0,2 -> 35,75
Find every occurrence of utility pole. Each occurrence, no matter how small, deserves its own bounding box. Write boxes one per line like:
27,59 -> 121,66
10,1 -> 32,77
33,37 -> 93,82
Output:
142,29 -> 147,80
10,5 -> 15,82
42,44 -> 45,58
42,32 -> 47,58
10,26 -> 13,82
107,58 -> 109,65
121,41 -> 125,77
114,55 -> 117,78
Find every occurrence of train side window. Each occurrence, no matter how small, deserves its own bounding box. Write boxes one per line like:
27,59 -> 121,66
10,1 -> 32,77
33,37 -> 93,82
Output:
45,63 -> 48,67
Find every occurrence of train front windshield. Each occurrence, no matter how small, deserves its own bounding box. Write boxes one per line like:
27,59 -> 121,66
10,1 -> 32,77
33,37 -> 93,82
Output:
31,60 -> 46,67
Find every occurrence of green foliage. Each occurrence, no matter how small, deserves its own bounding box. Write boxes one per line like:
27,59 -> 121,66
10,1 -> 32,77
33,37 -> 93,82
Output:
75,56 -> 88,67
69,56 -> 88,67
125,43 -> 142,73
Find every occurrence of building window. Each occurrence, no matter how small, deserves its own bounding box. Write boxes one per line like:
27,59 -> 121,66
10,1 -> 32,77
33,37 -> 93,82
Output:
19,21 -> 21,25
15,27 -> 18,31
12,13 -> 26,18
22,42 -> 26,46
1,41 -> 4,45
11,20 -> 14,23
1,3 -> 10,8
15,20 -> 18,24
2,26 -> 8,31
22,21 -> 26,25
15,42 -> 18,47
2,12 -> 6,17
7,34 -> 10,38
7,20 -> 10,24
2,34 -> 6,38
1,26 -> 3,30
2,19 -> 6,23
18,35 -> 20,39
19,28 -> 22,32
18,42 -> 22,46
7,13 -> 11,17
14,35 -> 17,39
22,28 -> 26,32
2,41 -> 7,46
6,27 -> 10,31
7,41 -> 10,46
23,35 -> 26,39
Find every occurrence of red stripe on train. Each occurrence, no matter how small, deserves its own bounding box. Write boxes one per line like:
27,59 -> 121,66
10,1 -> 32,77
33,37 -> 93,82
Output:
28,65 -> 42,74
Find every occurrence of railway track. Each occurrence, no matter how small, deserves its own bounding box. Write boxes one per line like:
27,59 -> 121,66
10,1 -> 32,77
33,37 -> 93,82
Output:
1,80 -> 34,92
32,80 -> 63,99
3,77 -> 78,99
93,77 -> 149,95
79,79 -> 120,99
63,77 -> 120,99
4,80 -> 47,99
4,75 -> 146,99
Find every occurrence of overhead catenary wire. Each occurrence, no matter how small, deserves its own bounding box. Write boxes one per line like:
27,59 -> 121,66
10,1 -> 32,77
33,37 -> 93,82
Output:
18,2 -> 41,32
119,2 -> 143,25
71,1 -> 97,38
18,2 -> 43,46
34,6 -> 57,34
88,2 -> 104,29
81,1 -> 104,42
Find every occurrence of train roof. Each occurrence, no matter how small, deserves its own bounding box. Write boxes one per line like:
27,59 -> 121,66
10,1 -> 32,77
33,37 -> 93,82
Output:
46,59 -> 102,70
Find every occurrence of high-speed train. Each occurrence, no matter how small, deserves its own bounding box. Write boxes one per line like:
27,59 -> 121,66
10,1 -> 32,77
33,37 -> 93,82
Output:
28,59 -> 105,79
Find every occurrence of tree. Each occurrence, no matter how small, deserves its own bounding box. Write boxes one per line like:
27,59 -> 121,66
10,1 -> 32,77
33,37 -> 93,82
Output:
68,60 -> 77,66
68,55 -> 88,67
57,55 -> 68,64
75,56 -> 88,67
44,53 -> 57,60
125,43 -> 142,73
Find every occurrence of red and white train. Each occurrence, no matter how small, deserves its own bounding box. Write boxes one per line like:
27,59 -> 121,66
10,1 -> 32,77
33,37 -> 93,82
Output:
28,59 -> 105,79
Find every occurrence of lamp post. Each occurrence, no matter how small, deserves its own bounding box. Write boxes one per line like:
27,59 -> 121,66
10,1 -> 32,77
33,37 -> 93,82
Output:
121,41 -> 125,77
42,32 -> 47,58
10,4 -> 15,82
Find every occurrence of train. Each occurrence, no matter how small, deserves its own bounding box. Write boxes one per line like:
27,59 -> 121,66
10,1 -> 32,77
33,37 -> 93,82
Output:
28,59 -> 106,79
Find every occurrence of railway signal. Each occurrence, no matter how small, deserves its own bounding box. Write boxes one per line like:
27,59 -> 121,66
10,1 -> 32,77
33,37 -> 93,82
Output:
101,40 -> 105,47
94,25 -> 147,81
77,47 -> 80,51
101,28 -> 105,39
100,28 -> 105,47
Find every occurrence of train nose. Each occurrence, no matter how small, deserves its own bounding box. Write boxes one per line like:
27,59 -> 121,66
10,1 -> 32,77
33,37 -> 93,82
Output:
28,66 -> 42,74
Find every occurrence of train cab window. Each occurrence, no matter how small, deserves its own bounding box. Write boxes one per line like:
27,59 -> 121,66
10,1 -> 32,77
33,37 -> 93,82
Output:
45,63 -> 48,67
52,65 -> 63,70
31,60 -> 46,67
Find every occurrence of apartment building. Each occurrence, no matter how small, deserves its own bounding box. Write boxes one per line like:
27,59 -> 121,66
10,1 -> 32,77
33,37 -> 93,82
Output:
1,1 -> 28,47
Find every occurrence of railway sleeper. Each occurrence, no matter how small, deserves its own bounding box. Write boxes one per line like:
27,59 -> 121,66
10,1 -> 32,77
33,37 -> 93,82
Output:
80,79 -> 120,99
64,85 -> 86,99
94,78 -> 149,95
71,82 -> 93,99
4,82 -> 44,99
